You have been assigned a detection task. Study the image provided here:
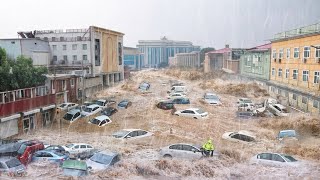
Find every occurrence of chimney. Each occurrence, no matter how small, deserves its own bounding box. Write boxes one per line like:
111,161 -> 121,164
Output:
225,44 -> 230,48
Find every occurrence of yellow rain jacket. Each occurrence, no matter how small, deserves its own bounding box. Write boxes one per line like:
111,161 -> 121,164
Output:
202,139 -> 214,151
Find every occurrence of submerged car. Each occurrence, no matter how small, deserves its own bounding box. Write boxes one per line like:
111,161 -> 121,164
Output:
174,108 -> 208,119
250,153 -> 298,167
268,104 -> 289,117
63,143 -> 94,155
62,160 -> 91,177
117,100 -> 132,109
156,101 -> 175,110
112,129 -> 153,139
203,93 -> 221,105
222,131 -> 256,142
81,104 -> 102,117
95,99 -> 116,108
277,130 -> 297,141
170,97 -> 190,104
57,103 -> 79,111
101,107 -> 118,116
45,145 -> 68,154
32,150 -> 69,164
159,143 -> 218,160
0,157 -> 26,177
88,115 -> 112,127
139,82 -> 150,91
86,151 -> 120,171
63,109 -> 81,123
167,92 -> 186,99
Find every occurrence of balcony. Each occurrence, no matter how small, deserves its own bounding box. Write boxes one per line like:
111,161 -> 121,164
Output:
0,86 -> 55,118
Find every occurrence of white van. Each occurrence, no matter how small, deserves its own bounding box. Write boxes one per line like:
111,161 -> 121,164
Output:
168,86 -> 186,94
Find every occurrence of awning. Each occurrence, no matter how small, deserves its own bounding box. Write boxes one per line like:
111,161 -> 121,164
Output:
41,104 -> 56,111
23,109 -> 40,116
0,114 -> 21,123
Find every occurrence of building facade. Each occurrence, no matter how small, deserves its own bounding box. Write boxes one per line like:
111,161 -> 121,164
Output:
269,23 -> 320,114
240,43 -> 271,81
0,38 -> 50,66
169,51 -> 200,68
123,47 -> 144,70
204,45 -> 245,73
137,37 -> 200,68
18,26 -> 125,87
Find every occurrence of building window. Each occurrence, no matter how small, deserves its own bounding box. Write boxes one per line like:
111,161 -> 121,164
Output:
271,86 -> 275,92
60,37 -> 64,41
278,68 -> 282,77
316,46 -> 320,58
313,100 -> 319,108
286,48 -> 290,59
294,47 -> 299,58
82,44 -> 87,50
278,89 -> 282,95
43,37 -> 48,41
83,55 -> 87,61
71,79 -> 74,87
279,49 -> 284,59
52,37 -> 56,41
285,69 -> 289,79
52,45 -> 57,50
53,56 -> 57,61
272,68 -> 275,76
118,42 -> 123,65
63,45 -> 67,50
272,49 -> 277,59
72,44 -> 77,50
302,97 -> 307,104
314,71 -> 320,84
302,70 -> 309,82
73,55 -> 77,61
63,55 -> 68,61
293,69 -> 298,80
303,47 -> 310,58
292,94 -> 297,100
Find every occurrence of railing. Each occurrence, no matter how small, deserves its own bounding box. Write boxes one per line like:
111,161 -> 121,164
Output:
49,37 -> 90,42
50,60 -> 91,66
36,29 -> 88,34
273,23 -> 320,40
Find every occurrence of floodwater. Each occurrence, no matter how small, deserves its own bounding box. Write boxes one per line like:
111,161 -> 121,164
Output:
8,69 -> 320,179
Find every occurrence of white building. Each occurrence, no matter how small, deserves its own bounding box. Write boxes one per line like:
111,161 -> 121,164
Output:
169,51 -> 200,68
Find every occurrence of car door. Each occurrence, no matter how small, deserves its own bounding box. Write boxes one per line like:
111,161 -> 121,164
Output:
137,130 -> 148,138
80,145 -> 87,153
126,131 -> 138,139
168,144 -> 183,158
271,154 -> 285,167
180,110 -> 189,117
0,162 -> 7,173
110,155 -> 120,166
73,145 -> 80,153
43,152 -> 54,162
181,145 -> 198,159
258,153 -> 272,165
73,112 -> 81,122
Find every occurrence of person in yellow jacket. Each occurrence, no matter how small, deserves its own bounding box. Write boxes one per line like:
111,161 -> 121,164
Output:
202,139 -> 215,157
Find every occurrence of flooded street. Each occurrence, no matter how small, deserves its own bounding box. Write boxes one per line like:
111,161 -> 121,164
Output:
14,69 -> 320,179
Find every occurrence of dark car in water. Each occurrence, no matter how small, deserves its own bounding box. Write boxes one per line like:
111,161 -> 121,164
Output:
170,98 -> 190,104
156,101 -> 175,110
0,157 -> 26,177
101,107 -> 118,116
117,100 -> 132,109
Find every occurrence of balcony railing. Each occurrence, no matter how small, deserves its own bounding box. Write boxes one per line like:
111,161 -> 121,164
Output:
50,60 -> 90,66
273,23 -> 320,40
36,28 -> 88,34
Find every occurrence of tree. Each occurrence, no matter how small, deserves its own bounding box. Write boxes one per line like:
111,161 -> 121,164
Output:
0,50 -> 48,91
200,47 -> 215,64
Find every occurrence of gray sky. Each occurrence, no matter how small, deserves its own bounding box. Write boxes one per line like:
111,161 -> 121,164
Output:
1,0 -> 319,49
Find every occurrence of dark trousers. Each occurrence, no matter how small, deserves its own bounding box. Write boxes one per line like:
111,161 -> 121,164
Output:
202,150 -> 213,157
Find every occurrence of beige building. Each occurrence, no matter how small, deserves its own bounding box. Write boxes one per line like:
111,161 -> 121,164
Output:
169,51 -> 200,68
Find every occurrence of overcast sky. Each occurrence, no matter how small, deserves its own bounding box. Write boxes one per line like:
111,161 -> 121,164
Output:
1,0 -> 319,49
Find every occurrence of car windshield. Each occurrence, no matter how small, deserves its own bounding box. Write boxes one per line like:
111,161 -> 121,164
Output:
60,104 -> 67,108
64,113 -> 74,120
17,144 -> 27,155
65,144 -> 74,148
83,107 -> 93,113
196,109 -> 205,114
113,130 -> 130,138
282,155 -> 297,162
279,131 -> 296,138
90,153 -> 113,165
6,158 -> 21,168
63,168 -> 87,176
118,101 -> 127,106
95,101 -> 104,106
90,118 -> 101,125
205,95 -> 218,100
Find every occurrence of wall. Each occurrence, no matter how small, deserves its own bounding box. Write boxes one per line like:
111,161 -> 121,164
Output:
240,51 -> 271,80
270,34 -> 320,95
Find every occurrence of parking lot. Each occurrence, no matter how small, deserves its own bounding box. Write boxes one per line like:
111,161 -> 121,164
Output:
6,69 -> 320,179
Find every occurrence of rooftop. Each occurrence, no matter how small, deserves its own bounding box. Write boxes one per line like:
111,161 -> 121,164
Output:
271,22 -> 320,42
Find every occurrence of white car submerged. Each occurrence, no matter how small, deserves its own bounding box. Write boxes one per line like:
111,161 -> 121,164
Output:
112,129 -> 153,139
174,108 -> 208,119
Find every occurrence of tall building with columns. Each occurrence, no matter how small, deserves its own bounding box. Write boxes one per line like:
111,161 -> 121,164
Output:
137,37 -> 200,68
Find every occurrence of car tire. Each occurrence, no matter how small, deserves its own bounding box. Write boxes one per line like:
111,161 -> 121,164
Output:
193,117 -> 198,119
163,154 -> 172,159
175,114 -> 179,116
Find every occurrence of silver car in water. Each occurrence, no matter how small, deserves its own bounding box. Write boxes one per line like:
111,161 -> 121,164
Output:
0,157 -> 26,177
